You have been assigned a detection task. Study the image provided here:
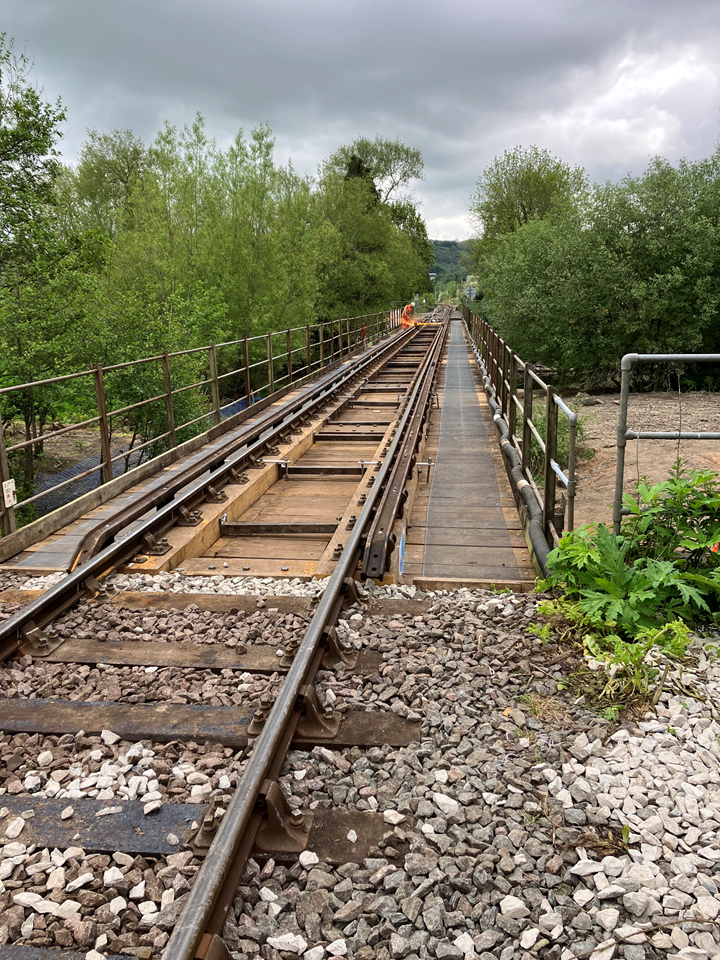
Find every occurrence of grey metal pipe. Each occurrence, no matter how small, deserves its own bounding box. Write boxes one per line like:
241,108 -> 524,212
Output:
163,324 -> 445,960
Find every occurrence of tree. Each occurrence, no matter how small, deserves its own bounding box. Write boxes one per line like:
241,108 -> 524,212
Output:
326,136 -> 424,202
470,145 -> 586,253
57,128 -> 145,237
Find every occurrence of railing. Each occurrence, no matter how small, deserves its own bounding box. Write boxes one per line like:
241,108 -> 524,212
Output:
463,306 -> 576,544
613,352 -> 720,534
0,310 -> 399,535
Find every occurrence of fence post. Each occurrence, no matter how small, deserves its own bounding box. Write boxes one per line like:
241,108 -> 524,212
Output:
319,323 -> 324,365
208,345 -> 222,425
286,329 -> 293,386
500,344 -> 509,419
521,366 -> 533,478
508,354 -> 518,442
339,320 -> 344,357
543,386 -> 558,542
0,425 -> 16,536
243,338 -> 251,408
347,318 -> 351,351
94,365 -> 113,485
266,333 -> 274,393
161,352 -> 176,448
305,326 -> 311,375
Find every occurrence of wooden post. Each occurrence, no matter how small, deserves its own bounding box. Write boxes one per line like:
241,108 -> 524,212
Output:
543,386 -> 559,541
243,338 -> 251,408
208,345 -> 222,425
266,333 -> 274,394
0,423 -> 16,536
286,329 -> 293,385
94,365 -> 113,485
161,352 -> 176,447
305,326 -> 311,375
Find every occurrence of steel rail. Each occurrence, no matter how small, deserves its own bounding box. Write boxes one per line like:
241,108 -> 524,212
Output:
163,319 -> 448,960
361,324 -> 447,579
0,330 -> 416,661
68,329 -> 414,571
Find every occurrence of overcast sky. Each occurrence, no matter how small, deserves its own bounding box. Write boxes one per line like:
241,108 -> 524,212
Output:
5,0 -> 720,240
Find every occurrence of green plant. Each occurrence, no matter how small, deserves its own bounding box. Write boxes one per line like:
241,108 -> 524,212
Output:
528,622 -> 552,645
584,620 -> 692,700
599,704 -> 621,722
623,461 -> 720,570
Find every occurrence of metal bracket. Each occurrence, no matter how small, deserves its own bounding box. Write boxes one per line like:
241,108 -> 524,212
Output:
247,457 -> 266,470
321,625 -> 357,670
20,619 -> 65,658
340,576 -> 362,608
228,467 -> 250,485
205,484 -> 228,504
83,574 -> 114,600
254,780 -> 311,854
139,533 -> 171,556
295,684 -> 341,738
177,505 -> 203,527
247,697 -> 273,736
191,798 -> 226,855
194,933 -> 233,960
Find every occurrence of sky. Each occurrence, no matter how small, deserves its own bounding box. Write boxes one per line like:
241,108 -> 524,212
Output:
4,0 -> 720,240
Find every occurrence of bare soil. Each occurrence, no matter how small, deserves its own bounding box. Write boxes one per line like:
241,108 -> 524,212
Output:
573,391 -> 720,529
6,425 -> 134,472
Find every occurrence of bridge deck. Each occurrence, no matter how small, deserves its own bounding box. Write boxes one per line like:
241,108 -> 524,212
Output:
402,320 -> 535,591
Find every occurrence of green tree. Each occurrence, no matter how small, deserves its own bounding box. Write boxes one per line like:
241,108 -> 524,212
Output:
470,145 -> 586,253
326,136 -> 424,202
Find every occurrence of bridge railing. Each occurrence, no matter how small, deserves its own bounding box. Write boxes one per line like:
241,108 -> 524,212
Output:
0,310 -> 399,536
463,306 -> 576,547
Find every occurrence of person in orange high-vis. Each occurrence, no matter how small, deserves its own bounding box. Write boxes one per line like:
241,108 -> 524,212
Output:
401,301 -> 415,329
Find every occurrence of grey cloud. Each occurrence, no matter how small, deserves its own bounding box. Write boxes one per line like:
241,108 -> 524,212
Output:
5,0 -> 720,238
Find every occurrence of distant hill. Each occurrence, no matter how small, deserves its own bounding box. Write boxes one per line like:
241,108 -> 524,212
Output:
430,240 -> 474,284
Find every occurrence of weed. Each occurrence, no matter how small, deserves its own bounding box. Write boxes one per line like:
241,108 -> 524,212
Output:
528,622 -> 552,645
598,704 -> 621,722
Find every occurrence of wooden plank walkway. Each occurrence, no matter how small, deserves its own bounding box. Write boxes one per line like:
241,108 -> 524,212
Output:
402,320 -> 535,591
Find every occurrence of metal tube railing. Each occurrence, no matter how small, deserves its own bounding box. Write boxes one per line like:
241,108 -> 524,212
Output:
612,352 -> 720,534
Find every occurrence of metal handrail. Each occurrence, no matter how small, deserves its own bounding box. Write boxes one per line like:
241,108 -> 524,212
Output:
463,305 -> 577,539
0,310 -> 399,535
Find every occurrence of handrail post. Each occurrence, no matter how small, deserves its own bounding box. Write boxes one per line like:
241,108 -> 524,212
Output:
543,385 -> 558,542
94,365 -> 113,485
286,329 -> 293,386
305,326 -> 311,375
243,338 -> 251,408
508,353 -> 518,442
521,365 -> 533,478
339,320 -> 344,358
266,333 -> 274,394
347,318 -> 351,352
0,423 -> 16,535
319,323 -> 324,366
208,345 -> 222,425
161,352 -> 176,447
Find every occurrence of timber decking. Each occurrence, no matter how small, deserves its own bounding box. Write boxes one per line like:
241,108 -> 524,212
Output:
402,320 -> 535,590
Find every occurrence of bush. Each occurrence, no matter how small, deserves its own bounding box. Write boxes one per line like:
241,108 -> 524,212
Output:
539,462 -> 720,701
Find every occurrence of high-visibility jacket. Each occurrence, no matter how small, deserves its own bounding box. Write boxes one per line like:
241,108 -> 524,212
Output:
401,304 -> 414,329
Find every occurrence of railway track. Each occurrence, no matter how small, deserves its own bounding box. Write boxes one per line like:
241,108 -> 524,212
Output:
0,310 -> 454,959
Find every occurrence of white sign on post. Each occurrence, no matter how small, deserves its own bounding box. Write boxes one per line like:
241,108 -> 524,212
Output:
2,479 -> 17,508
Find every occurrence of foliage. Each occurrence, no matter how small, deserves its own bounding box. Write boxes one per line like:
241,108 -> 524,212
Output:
470,145 -> 586,253
472,150 -> 720,385
430,239 -> 474,286
325,136 -> 424,203
541,464 -> 720,702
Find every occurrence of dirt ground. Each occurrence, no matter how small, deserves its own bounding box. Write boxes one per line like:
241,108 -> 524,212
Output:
573,391 -> 720,529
